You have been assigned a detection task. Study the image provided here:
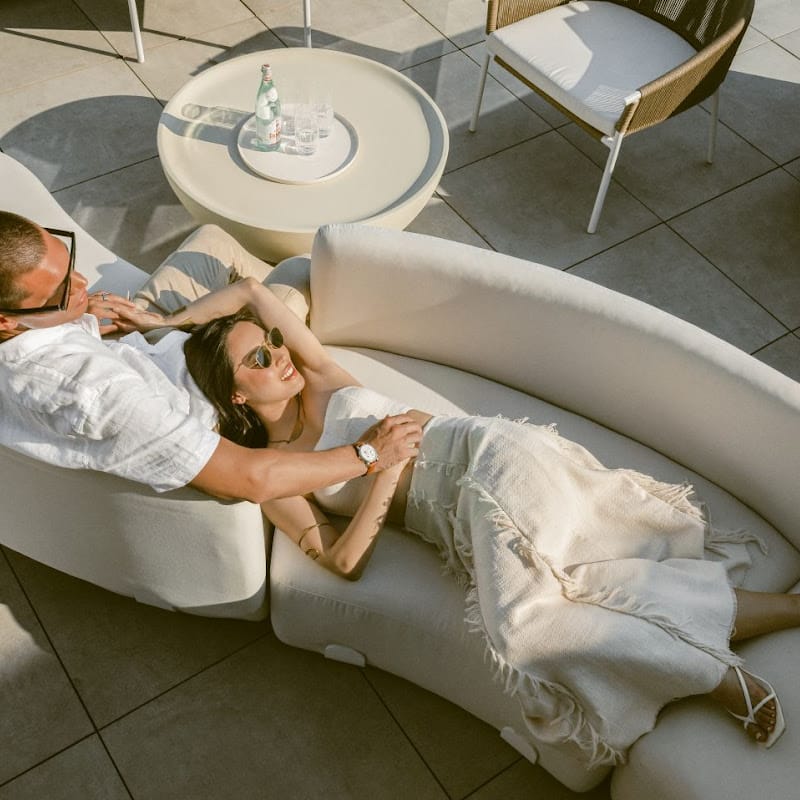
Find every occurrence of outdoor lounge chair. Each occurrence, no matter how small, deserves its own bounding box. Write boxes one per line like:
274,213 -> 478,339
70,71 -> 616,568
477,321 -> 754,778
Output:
470,0 -> 754,232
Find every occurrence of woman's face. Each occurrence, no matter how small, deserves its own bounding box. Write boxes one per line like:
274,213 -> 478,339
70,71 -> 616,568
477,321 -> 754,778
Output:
226,320 -> 304,407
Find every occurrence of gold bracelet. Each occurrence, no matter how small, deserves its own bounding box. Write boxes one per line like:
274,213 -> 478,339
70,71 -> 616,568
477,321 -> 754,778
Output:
298,522 -> 333,548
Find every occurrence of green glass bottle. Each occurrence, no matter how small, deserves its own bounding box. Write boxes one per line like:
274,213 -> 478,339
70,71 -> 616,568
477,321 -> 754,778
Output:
254,64 -> 282,151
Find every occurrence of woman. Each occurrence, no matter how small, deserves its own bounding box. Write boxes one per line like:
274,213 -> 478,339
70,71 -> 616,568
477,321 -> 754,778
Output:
136,277 -> 796,766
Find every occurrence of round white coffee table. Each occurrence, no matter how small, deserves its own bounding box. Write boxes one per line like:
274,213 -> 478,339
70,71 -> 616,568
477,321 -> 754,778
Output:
157,48 -> 449,262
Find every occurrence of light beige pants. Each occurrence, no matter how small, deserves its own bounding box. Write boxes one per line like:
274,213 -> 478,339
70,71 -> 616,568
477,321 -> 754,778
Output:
134,224 -> 309,321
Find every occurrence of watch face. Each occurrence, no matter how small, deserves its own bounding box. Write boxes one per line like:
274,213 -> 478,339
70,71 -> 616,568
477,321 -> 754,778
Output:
358,443 -> 378,463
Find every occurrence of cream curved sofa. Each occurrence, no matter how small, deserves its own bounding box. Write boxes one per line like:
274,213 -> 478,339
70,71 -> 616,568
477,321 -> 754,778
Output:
270,224 -> 800,795
3,151 -> 800,794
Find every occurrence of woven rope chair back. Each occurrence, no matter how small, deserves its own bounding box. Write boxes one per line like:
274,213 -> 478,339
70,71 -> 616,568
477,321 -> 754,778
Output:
610,0 -> 754,49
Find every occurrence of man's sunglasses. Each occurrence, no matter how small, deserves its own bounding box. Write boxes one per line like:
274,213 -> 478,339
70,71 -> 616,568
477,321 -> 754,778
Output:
0,227 -> 76,314
236,327 -> 285,371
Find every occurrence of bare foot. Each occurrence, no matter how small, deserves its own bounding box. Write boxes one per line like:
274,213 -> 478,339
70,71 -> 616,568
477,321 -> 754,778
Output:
711,667 -> 779,744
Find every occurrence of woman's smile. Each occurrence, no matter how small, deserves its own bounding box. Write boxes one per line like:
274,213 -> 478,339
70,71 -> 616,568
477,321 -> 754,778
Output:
279,362 -> 296,381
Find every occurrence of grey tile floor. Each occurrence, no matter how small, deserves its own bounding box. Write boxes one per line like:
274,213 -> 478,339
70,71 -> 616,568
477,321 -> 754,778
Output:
1,1 -> 798,798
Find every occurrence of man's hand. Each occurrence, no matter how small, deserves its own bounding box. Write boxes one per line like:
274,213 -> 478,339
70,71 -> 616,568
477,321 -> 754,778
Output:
360,414 -> 422,471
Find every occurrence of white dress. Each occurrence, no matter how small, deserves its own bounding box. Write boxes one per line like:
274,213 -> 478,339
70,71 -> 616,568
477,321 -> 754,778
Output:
314,386 -> 762,766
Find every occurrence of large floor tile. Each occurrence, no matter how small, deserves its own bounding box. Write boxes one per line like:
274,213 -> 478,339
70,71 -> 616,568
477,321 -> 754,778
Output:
103,635 -> 446,800
0,60 -> 162,192
0,0 -> 117,93
75,0 -> 254,61
249,0 -> 456,69
721,41 -> 800,164
570,225 -> 787,354
440,132 -> 659,267
786,157 -> 800,179
365,667 -> 517,798
0,736 -> 128,800
560,109 -> 775,221
53,157 -> 199,272
404,50 -> 550,173
466,758 -> 611,800
751,0 -> 800,39
671,169 -> 800,329
5,551 -> 267,728
406,193 -> 492,249
405,0 -> 487,49
753,333 -> 800,383
129,17 -> 284,104
0,551 -> 92,785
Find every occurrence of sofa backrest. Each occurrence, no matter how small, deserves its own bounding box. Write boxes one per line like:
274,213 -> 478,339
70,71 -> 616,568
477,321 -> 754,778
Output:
309,223 -> 800,544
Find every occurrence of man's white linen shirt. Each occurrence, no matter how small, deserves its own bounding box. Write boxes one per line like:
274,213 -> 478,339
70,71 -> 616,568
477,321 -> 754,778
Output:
0,315 -> 219,492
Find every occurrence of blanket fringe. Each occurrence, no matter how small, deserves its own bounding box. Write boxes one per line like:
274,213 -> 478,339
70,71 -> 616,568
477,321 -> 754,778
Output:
455,473 -> 627,768
464,579 -> 625,767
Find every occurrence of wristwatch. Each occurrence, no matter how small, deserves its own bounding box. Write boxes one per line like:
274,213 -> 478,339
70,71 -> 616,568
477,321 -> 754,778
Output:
353,441 -> 379,474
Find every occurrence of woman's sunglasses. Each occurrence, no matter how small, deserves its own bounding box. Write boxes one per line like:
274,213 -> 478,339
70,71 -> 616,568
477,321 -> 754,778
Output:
237,327 -> 284,370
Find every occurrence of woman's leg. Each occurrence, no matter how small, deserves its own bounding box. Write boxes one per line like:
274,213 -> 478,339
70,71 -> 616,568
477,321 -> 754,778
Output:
709,589 -> 799,743
731,589 -> 800,641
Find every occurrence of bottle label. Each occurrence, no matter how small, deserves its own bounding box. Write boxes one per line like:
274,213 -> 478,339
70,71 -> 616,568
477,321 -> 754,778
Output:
267,117 -> 281,144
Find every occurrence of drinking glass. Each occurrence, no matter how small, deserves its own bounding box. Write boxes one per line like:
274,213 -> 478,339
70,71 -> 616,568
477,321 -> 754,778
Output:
313,95 -> 334,138
294,104 -> 319,155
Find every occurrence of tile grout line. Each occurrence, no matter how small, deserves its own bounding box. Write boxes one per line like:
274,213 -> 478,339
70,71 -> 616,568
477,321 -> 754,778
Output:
359,669 -> 453,799
94,630 -> 271,731
51,154 -> 162,195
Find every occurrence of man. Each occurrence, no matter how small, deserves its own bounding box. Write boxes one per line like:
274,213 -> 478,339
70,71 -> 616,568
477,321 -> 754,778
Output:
0,211 -> 421,501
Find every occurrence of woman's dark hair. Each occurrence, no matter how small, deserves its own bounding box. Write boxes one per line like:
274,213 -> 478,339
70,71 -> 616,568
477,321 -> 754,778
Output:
184,309 -> 269,449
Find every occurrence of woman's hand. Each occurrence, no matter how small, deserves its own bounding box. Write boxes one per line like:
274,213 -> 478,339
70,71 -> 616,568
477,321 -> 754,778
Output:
87,292 -> 172,336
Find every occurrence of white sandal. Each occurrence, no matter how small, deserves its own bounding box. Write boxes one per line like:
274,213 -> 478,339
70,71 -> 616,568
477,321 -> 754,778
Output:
727,666 -> 785,748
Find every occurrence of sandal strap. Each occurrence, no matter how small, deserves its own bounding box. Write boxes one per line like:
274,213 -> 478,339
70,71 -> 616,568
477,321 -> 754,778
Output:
730,666 -> 776,727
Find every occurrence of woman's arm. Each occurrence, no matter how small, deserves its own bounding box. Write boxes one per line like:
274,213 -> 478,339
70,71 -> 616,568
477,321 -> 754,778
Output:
263,462 -> 407,580
120,278 -> 334,373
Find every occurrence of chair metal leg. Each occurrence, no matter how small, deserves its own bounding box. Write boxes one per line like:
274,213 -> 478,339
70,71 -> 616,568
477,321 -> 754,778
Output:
303,0 -> 312,48
707,89 -> 720,164
469,52 -> 491,133
128,0 -> 145,63
587,131 -> 624,234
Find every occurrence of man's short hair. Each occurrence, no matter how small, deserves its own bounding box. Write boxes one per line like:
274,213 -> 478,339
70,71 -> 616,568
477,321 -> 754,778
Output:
0,211 -> 46,308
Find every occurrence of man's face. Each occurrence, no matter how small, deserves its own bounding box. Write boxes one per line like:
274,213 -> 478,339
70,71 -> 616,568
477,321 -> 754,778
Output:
2,227 -> 89,330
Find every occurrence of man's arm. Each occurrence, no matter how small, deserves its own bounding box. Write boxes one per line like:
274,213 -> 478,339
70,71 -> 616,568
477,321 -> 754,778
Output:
190,414 -> 421,503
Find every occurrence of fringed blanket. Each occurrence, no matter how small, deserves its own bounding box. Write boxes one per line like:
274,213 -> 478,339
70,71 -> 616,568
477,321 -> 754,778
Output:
404,415 -> 763,767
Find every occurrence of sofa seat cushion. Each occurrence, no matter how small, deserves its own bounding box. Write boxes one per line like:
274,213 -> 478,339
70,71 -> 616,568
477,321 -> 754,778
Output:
269,346 -> 800,791
489,1 -> 697,136
611,618 -> 799,800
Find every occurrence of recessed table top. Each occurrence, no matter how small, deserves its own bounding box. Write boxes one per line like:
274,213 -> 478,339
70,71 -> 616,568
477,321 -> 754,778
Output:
157,48 -> 449,261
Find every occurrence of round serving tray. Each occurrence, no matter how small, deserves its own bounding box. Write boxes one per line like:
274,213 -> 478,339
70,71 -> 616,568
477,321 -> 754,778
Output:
237,111 -> 358,185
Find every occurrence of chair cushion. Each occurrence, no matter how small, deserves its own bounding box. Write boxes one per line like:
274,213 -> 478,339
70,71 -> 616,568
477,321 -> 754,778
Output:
489,1 -> 697,136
